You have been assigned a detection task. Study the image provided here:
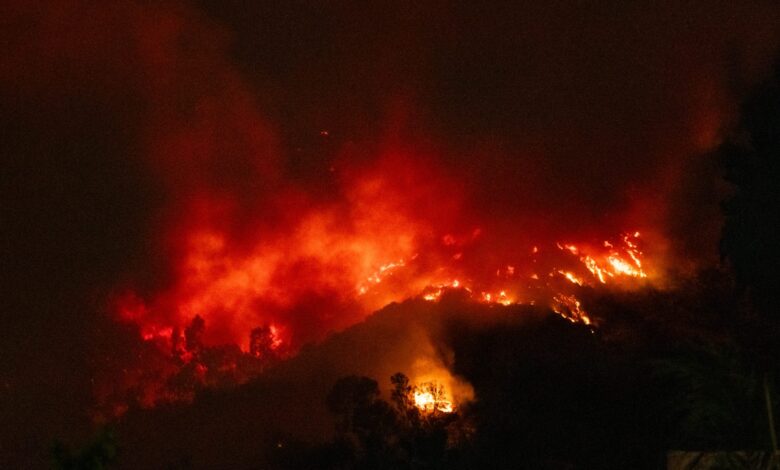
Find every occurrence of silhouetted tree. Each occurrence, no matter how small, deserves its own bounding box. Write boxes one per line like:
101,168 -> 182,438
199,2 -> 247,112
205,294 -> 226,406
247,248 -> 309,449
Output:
390,372 -> 416,424
324,373 -> 469,469
184,315 -> 205,354
651,343 -> 765,450
170,326 -> 184,358
250,324 -> 277,360
326,375 -> 400,468
719,59 -> 780,454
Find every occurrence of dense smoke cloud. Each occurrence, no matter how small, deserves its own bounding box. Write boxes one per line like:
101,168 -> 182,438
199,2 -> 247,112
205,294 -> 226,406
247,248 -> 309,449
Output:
198,0 -> 780,234
2,0 -> 780,466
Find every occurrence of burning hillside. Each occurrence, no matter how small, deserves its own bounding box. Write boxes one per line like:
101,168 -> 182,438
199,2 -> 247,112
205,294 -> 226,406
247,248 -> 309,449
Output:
103,280 -> 746,469
5,0 -> 780,468
99,121 -> 665,415
104,208 -> 656,414
115,224 -> 653,351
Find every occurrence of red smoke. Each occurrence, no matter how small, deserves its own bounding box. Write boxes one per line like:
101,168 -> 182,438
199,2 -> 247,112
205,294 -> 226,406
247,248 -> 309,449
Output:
115,148 -> 467,350
114,143 -> 658,354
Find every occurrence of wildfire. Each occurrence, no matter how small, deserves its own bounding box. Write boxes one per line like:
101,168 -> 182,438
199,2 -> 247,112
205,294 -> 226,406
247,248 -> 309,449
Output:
421,279 -> 467,301
557,232 -> 648,284
552,293 -> 592,326
557,270 -> 584,286
358,258 -> 408,294
120,229 -> 651,352
354,230 -> 653,330
480,290 -> 513,305
413,382 -> 454,414
108,220 -> 654,415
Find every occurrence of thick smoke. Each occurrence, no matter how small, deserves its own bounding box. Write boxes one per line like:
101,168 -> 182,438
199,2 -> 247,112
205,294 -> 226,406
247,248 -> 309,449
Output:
2,0 -> 780,466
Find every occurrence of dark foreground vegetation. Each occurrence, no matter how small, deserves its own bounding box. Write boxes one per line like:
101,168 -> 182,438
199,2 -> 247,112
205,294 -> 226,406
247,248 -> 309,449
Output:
53,270 -> 780,469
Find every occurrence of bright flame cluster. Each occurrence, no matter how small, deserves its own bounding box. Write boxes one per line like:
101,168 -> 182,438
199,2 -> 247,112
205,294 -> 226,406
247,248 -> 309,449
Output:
558,232 -> 647,284
354,231 -> 651,328
552,293 -> 592,325
413,382 -> 454,414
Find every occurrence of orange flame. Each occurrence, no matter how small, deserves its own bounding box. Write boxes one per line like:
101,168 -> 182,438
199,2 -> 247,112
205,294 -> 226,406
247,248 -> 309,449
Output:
413,382 -> 454,414
556,232 -> 648,285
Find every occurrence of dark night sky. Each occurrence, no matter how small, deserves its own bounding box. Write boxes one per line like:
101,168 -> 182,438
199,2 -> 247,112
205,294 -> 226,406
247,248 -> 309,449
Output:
2,1 -> 780,467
